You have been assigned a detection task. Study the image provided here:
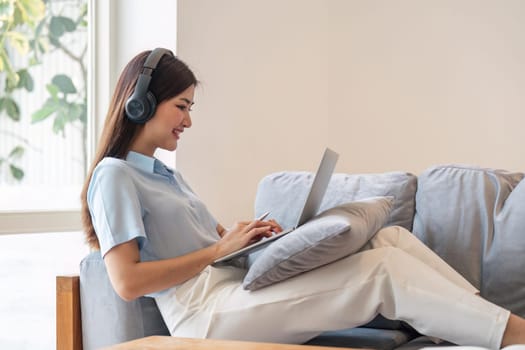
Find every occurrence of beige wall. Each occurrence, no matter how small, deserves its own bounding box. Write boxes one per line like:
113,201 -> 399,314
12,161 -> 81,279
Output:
176,0 -> 525,225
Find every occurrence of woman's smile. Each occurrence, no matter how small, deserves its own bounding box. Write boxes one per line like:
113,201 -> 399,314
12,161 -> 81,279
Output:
172,127 -> 184,139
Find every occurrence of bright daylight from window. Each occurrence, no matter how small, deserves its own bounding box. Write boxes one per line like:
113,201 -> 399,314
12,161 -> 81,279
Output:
0,0 -> 90,349
1,0 -> 88,212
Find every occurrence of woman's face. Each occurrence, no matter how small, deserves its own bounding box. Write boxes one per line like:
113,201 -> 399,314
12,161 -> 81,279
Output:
131,84 -> 195,156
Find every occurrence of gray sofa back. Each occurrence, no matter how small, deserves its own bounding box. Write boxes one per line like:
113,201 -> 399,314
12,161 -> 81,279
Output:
254,171 -> 418,231
79,252 -> 169,350
412,165 -> 525,317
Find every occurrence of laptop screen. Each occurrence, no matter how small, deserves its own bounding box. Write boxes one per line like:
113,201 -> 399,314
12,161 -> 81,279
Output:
295,148 -> 339,227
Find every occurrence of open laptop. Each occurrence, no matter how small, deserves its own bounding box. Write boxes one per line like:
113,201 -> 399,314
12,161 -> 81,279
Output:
212,147 -> 339,265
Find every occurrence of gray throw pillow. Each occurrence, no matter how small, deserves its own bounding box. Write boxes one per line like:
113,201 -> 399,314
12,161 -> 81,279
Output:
243,196 -> 394,291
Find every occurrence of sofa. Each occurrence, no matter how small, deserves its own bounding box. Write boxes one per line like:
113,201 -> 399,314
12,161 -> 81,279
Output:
57,164 -> 525,350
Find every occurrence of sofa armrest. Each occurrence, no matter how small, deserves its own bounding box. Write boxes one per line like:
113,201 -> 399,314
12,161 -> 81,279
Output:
57,275 -> 83,350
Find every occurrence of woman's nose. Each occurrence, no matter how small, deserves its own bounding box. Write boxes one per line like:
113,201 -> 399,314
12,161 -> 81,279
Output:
183,113 -> 192,128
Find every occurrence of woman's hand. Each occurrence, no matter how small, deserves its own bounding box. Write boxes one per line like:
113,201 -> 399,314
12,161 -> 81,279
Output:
214,218 -> 283,258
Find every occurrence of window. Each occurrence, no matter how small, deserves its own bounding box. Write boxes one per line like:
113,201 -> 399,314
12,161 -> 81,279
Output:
0,1 -> 91,349
0,0 -> 90,232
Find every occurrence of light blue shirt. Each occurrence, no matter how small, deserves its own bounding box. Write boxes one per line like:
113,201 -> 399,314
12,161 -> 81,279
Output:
87,151 -> 220,265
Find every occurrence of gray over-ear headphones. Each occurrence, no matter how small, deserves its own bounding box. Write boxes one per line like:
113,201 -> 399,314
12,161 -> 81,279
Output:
125,48 -> 174,124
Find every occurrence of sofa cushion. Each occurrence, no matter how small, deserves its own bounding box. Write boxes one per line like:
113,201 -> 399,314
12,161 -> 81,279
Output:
254,171 -> 417,232
305,327 -> 417,350
243,197 -> 394,291
79,252 -> 169,350
395,335 -> 455,350
362,315 -> 405,330
484,177 -> 525,317
413,165 -> 525,316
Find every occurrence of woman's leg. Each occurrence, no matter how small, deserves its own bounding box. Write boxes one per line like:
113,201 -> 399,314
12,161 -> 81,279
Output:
363,226 -> 478,294
200,246 -> 509,349
367,227 -> 525,346
502,315 -> 525,347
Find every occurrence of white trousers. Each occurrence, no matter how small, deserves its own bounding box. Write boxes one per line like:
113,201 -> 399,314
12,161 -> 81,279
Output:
155,226 -> 510,349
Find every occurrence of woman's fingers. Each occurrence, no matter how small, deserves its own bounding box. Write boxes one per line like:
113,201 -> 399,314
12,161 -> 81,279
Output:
228,217 -> 284,247
246,225 -> 273,241
266,219 -> 283,233
234,217 -> 282,233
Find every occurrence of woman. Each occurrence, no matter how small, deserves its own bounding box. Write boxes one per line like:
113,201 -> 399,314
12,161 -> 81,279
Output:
81,48 -> 525,349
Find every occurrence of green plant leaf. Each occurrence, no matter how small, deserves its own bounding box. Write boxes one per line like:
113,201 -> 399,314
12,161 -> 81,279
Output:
36,38 -> 47,54
52,74 -> 76,94
28,55 -> 38,65
66,103 -> 83,122
2,51 -> 20,87
17,69 -> 34,91
46,83 -> 59,99
12,2 -> 24,25
78,103 -> 87,123
6,70 -> 20,92
0,1 -> 15,20
48,34 -> 60,47
9,164 -> 24,180
31,98 -> 58,123
31,18 -> 48,61
49,15 -> 76,38
17,0 -> 45,21
53,110 -> 66,135
6,31 -> 30,55
3,96 -> 20,121
8,145 -> 25,159
34,14 -> 45,36
6,72 -> 19,90
12,0 -> 44,27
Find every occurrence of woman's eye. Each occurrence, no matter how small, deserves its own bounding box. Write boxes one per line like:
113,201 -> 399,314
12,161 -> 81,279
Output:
177,104 -> 193,112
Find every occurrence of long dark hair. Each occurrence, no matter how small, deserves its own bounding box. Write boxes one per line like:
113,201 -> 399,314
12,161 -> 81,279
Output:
81,50 -> 198,250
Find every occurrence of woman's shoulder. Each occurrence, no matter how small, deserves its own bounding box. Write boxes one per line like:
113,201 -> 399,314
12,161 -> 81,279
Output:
87,158 -> 138,203
97,156 -> 127,166
91,157 -> 139,185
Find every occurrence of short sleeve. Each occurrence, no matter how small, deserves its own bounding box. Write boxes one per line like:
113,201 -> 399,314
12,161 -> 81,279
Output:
87,162 -> 146,257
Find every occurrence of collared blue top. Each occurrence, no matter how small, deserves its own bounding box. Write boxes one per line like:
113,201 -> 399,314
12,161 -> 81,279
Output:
87,151 -> 220,266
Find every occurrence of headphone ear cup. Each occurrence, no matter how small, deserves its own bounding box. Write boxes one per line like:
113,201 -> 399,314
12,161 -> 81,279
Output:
125,91 -> 156,123
144,91 -> 157,121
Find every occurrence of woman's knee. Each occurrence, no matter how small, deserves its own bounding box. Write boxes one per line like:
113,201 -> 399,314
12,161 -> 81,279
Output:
356,246 -> 400,268
370,225 -> 405,248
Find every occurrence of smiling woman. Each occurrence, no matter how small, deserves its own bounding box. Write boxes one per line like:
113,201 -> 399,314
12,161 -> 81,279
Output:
80,48 -> 198,251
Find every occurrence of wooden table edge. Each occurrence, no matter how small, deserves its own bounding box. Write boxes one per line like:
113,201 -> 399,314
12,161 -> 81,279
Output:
101,335 -> 364,350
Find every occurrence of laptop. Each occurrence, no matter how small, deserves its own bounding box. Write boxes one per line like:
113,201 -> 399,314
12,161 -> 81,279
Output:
212,147 -> 339,266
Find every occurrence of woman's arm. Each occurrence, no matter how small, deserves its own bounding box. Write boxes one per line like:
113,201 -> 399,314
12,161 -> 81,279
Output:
104,239 -> 219,301
104,218 -> 280,301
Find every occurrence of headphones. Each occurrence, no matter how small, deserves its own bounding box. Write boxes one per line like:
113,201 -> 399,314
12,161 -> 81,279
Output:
125,48 -> 174,124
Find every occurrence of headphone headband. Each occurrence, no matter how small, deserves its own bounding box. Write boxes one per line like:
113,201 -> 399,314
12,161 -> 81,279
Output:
125,48 -> 174,124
